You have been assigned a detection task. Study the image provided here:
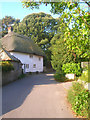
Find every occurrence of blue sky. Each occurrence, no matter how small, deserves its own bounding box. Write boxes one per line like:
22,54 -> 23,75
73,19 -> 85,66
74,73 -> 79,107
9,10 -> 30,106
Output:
0,1 -> 60,21
0,0 -> 88,21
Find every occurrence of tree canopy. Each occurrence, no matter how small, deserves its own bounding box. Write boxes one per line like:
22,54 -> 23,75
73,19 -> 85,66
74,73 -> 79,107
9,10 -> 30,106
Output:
1,16 -> 20,37
50,3 -> 89,72
21,1 -> 89,72
13,12 -> 59,67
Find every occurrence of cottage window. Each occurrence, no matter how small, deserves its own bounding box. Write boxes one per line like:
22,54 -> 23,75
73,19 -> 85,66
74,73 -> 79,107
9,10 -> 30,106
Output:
33,64 -> 36,68
39,57 -> 41,61
26,64 -> 29,68
29,54 -> 33,58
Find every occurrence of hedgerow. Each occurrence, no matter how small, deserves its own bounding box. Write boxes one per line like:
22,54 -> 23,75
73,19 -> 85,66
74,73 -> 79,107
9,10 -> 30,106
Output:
68,82 -> 90,118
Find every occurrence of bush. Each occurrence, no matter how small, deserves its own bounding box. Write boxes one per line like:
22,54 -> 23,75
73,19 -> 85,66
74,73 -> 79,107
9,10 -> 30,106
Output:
54,73 -> 65,82
68,82 -> 90,118
62,62 -> 82,76
54,73 -> 74,82
18,74 -> 26,79
0,61 -> 14,72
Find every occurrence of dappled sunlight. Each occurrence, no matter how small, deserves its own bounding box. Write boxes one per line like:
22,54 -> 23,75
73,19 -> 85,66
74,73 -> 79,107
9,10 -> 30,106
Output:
46,74 -> 54,76
50,78 -> 55,81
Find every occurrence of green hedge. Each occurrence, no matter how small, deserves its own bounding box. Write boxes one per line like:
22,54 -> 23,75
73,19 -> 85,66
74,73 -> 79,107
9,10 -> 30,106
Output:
0,61 -> 14,72
62,63 -> 82,76
68,82 -> 90,118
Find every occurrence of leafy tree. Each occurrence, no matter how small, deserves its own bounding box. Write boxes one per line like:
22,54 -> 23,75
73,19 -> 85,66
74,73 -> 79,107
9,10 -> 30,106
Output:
50,5 -> 89,72
21,1 -> 89,70
13,12 -> 59,67
1,16 -> 20,37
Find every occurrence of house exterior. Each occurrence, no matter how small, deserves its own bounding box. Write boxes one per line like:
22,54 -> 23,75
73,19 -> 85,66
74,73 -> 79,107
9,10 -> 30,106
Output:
0,28 -> 45,73
0,48 -> 22,85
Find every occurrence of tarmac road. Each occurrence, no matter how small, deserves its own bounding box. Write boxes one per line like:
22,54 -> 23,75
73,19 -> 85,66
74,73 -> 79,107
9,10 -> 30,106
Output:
2,73 -> 74,118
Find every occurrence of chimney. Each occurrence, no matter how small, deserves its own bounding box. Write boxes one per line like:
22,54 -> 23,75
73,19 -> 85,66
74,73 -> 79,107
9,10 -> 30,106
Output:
8,26 -> 13,33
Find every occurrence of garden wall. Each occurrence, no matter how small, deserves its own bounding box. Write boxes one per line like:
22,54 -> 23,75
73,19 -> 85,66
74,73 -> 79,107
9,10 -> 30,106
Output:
2,61 -> 22,85
2,70 -> 22,85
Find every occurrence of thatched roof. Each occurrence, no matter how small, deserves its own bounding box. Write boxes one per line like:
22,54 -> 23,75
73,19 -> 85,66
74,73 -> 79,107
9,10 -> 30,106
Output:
0,48 -> 20,62
0,32 -> 45,56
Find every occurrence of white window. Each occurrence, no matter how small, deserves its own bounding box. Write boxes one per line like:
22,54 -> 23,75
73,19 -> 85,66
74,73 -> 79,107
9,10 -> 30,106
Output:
26,64 -> 29,68
29,54 -> 33,58
33,64 -> 36,68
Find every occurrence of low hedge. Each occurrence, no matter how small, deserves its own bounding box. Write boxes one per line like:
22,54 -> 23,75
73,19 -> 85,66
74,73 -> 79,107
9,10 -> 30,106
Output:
54,73 -> 74,82
0,61 -> 14,72
68,82 -> 90,118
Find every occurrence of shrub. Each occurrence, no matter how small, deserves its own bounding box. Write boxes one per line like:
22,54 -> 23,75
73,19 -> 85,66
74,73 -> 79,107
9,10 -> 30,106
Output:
54,73 -> 74,82
54,73 -> 65,82
0,61 -> 14,72
18,74 -> 26,79
29,72 -> 32,75
68,82 -> 90,118
62,62 -> 82,76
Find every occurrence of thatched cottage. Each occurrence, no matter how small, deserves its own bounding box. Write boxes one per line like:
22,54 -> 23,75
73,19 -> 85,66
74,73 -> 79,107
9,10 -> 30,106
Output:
0,27 -> 44,73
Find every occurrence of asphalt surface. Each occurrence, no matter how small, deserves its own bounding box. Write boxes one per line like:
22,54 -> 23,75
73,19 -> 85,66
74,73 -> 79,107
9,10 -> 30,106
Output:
2,73 -> 74,118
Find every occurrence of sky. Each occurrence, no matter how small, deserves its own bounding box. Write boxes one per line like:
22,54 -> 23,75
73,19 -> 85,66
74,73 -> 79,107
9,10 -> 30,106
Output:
0,0 -> 88,21
0,1 -> 60,21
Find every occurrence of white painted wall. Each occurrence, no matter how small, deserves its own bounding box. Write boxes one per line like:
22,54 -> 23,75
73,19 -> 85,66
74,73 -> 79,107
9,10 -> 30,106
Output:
65,74 -> 75,79
10,52 -> 43,73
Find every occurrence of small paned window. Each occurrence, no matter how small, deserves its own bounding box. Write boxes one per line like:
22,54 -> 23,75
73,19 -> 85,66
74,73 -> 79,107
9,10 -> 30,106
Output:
33,64 -> 36,68
29,54 -> 33,58
26,64 -> 29,68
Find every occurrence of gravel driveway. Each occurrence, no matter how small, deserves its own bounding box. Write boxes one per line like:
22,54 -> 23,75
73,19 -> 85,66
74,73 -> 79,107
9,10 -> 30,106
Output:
2,73 -> 75,118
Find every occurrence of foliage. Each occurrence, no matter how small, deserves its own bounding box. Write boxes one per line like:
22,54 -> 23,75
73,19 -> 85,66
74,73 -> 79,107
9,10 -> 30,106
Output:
62,63 -> 82,76
50,3 -> 89,72
21,1 -> 79,14
1,16 -> 20,37
18,73 -> 26,79
13,12 -> 59,67
68,82 -> 89,118
13,12 -> 58,47
0,61 -> 14,72
50,8 -> 89,71
54,73 -> 65,82
54,72 -> 74,82
22,1 -> 89,70
79,70 -> 89,83
50,33 -> 74,73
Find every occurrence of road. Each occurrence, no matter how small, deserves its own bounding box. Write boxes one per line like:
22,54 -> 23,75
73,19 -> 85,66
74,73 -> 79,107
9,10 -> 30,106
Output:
2,73 -> 74,118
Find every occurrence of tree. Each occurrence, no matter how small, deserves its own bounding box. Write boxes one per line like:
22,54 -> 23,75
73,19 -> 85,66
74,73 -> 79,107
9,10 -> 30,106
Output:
21,1 -> 89,71
50,3 -> 89,72
1,16 -> 20,37
13,12 -> 59,67
50,33 -> 74,73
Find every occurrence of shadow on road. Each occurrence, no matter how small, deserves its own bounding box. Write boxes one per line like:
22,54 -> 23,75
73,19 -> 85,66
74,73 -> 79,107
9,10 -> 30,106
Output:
2,73 -> 58,115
